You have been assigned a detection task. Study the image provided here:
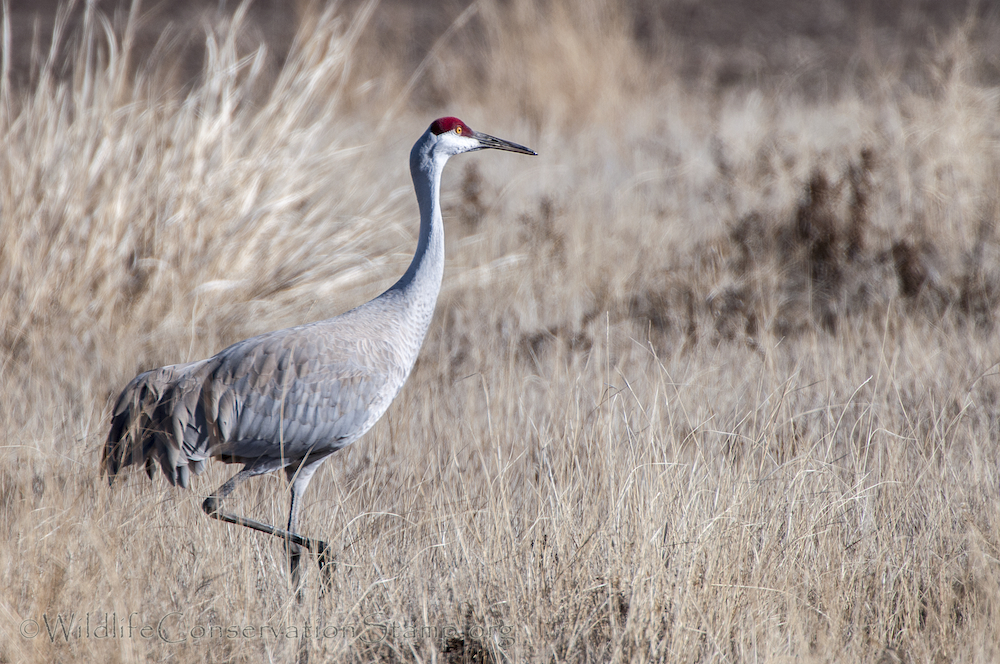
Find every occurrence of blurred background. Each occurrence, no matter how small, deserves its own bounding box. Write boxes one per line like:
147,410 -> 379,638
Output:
7,1 -> 998,90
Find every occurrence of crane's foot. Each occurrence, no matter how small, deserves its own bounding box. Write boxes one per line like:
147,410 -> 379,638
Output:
288,537 -> 335,600
314,540 -> 336,596
288,542 -> 305,604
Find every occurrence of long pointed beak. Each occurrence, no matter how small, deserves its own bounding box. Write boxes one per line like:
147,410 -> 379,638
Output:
472,130 -> 537,156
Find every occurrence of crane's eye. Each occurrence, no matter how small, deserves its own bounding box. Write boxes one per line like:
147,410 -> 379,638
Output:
455,126 -> 462,135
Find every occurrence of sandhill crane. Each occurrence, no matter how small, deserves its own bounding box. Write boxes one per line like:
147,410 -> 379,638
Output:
104,117 -> 536,590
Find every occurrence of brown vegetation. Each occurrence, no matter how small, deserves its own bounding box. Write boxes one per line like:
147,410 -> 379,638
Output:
2,1 -> 1000,662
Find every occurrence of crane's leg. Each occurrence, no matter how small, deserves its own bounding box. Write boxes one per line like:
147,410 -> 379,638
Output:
285,460 -> 335,599
286,483 -> 306,600
201,464 -> 330,579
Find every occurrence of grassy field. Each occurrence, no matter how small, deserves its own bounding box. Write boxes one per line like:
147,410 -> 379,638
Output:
3,1 -> 1000,661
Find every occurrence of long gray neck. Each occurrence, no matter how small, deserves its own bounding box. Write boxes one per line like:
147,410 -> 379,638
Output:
379,133 -> 446,348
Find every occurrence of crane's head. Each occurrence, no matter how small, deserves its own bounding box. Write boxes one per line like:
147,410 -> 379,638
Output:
427,116 -> 536,157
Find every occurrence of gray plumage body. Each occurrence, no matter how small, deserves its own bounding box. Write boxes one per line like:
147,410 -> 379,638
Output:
103,117 -> 535,591
106,283 -> 436,487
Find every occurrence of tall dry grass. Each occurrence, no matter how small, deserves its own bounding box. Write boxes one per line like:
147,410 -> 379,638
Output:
2,1 -> 1000,661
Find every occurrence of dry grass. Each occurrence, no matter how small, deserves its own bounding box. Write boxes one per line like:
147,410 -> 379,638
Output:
2,1 -> 1000,661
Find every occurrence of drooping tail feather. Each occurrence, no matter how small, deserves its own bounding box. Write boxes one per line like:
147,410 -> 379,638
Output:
104,360 -> 213,489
